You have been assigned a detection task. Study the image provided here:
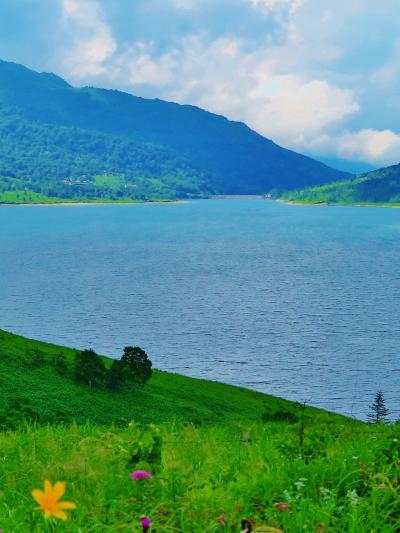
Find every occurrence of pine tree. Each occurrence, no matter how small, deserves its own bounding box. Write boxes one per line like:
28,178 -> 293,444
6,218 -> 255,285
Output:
367,391 -> 389,423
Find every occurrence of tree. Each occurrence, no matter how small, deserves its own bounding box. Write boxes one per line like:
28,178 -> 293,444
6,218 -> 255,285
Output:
107,359 -> 127,391
74,349 -> 106,388
367,391 -> 389,423
54,352 -> 68,375
121,346 -> 152,386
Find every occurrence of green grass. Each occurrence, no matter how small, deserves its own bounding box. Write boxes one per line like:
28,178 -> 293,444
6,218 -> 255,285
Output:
0,189 -> 165,205
280,164 -> 400,207
0,329 -> 317,426
0,330 -> 398,532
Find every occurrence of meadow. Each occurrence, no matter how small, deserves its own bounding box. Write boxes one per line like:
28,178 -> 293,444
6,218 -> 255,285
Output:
0,330 -> 398,532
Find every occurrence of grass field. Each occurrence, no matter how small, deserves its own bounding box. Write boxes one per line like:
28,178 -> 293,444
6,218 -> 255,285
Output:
0,330 -> 398,532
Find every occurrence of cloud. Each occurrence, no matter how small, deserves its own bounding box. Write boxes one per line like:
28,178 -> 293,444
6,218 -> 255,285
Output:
336,129 -> 400,165
113,34 -> 359,151
61,0 -> 116,76
117,43 -> 176,86
47,0 -> 400,167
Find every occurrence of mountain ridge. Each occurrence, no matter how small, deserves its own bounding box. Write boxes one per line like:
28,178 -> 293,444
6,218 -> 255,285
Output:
0,59 -> 349,202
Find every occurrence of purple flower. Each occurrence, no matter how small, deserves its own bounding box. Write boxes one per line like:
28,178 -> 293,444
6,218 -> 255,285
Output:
130,470 -> 152,480
141,516 -> 152,527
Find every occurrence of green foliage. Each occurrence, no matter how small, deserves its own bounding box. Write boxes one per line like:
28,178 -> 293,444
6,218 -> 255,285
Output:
281,163 -> 400,205
368,391 -> 390,424
0,420 -> 398,531
107,359 -> 128,391
121,346 -> 153,386
0,329 -> 311,427
74,349 -> 107,388
0,330 -> 399,531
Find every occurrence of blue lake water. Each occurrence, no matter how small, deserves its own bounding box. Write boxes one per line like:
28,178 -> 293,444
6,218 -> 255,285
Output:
1,199 -> 399,420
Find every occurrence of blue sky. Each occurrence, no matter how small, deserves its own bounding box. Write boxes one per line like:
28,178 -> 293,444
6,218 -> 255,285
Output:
1,0 -> 400,170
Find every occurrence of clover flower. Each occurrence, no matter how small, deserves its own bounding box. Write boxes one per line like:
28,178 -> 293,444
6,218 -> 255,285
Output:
131,470 -> 152,480
141,516 -> 152,531
32,480 -> 76,521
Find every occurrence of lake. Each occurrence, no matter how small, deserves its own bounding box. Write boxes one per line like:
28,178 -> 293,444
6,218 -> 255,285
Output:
1,199 -> 399,420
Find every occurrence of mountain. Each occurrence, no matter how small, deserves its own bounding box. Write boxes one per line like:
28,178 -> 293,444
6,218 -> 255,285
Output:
281,162 -> 400,205
314,156 -> 378,175
0,60 -> 349,202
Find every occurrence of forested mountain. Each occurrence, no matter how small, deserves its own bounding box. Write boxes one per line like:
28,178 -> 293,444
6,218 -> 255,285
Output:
0,60 -> 349,201
281,163 -> 400,205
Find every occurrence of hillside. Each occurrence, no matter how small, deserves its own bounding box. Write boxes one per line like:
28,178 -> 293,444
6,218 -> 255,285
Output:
0,329 -> 319,427
0,329 -> 398,532
0,60 -> 349,203
280,163 -> 400,206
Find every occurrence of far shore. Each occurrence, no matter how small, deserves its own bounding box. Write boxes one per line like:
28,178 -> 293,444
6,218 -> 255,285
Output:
277,198 -> 400,209
0,199 -> 182,207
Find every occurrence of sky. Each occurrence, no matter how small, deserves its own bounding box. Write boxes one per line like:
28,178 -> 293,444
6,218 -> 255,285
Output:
1,0 -> 400,171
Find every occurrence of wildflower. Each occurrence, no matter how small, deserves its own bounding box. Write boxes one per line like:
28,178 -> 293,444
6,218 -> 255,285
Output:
274,502 -> 292,512
346,489 -> 360,506
378,483 -> 386,489
217,515 -> 227,525
141,516 -> 152,531
130,470 -> 152,480
282,489 -> 292,502
319,487 -> 331,501
32,480 -> 76,521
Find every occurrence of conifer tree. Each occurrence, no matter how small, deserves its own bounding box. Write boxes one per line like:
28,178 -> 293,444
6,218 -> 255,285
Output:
367,391 -> 389,423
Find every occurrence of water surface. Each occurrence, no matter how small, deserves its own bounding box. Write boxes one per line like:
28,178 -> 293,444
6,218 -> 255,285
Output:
1,200 -> 399,419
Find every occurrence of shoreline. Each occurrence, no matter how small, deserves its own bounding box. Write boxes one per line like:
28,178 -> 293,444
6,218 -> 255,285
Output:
277,198 -> 400,209
0,199 -> 182,207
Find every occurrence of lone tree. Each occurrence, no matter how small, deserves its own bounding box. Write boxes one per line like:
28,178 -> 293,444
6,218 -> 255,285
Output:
367,391 -> 389,423
121,346 -> 152,386
74,349 -> 106,388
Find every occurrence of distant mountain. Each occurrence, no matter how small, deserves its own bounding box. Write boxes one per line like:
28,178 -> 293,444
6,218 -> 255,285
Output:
314,156 -> 377,175
0,60 -> 349,201
281,163 -> 400,205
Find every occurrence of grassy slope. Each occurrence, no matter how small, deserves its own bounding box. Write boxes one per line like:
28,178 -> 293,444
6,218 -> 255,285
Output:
280,164 -> 400,206
0,329 -> 319,426
0,330 -> 399,532
0,331 -> 400,533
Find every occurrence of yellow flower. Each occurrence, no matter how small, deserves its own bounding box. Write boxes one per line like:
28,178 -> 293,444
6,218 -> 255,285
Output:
32,480 -> 76,521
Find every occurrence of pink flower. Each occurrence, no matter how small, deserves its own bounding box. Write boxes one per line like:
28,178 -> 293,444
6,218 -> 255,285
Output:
217,514 -> 227,525
274,502 -> 292,512
141,516 -> 152,527
141,516 -> 152,531
130,470 -> 152,480
378,483 -> 386,489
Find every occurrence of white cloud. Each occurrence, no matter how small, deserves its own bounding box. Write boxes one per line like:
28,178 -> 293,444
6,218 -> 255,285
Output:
250,0 -> 302,15
117,44 -> 176,86
54,0 -> 400,168
61,0 -> 116,77
336,129 -> 400,164
115,34 -> 358,152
